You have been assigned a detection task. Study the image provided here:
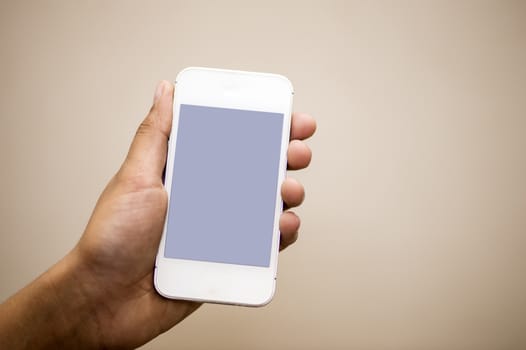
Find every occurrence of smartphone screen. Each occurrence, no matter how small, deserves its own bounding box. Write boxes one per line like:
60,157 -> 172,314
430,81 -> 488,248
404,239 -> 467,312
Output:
164,104 -> 284,267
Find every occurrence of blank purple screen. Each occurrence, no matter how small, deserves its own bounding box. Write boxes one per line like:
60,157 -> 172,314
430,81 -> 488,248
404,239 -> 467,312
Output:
164,104 -> 284,267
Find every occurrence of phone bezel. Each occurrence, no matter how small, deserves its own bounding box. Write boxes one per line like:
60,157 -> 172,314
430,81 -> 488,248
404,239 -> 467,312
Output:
154,67 -> 293,306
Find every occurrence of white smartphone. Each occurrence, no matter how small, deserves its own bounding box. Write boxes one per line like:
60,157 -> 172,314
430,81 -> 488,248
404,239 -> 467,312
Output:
154,67 -> 293,306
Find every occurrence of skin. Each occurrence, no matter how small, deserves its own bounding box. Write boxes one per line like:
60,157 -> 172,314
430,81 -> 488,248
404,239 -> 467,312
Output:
0,81 -> 316,349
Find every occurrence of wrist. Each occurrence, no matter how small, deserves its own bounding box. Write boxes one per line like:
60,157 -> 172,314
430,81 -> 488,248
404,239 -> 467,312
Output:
44,248 -> 102,348
0,248 -> 101,349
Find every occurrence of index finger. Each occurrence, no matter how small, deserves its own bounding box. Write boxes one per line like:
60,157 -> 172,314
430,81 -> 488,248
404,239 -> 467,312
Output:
290,112 -> 317,140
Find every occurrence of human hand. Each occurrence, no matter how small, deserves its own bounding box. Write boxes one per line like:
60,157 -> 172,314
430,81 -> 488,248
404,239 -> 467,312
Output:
0,81 -> 316,349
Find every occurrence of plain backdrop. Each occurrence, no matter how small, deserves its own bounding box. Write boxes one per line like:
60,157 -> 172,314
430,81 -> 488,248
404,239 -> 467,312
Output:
1,1 -> 525,349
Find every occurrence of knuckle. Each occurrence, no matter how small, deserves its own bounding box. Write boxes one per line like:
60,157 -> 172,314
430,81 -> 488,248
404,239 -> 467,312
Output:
116,165 -> 158,192
135,116 -> 155,137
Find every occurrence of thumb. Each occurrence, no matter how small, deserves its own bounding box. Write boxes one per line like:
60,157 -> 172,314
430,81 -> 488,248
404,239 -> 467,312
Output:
120,80 -> 174,184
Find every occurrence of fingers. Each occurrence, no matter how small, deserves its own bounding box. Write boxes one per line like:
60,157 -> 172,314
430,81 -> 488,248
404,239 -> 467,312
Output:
120,81 -> 174,183
279,178 -> 305,250
279,211 -> 300,250
280,178 -> 304,250
281,112 -> 316,249
290,112 -> 316,141
287,140 -> 312,170
288,113 -> 315,170
282,177 -> 304,209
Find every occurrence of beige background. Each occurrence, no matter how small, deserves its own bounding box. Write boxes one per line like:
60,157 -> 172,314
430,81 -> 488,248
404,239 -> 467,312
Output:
1,1 -> 526,349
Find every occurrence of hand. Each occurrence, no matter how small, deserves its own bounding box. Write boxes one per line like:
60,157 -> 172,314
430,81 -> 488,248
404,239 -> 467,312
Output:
0,81 -> 316,350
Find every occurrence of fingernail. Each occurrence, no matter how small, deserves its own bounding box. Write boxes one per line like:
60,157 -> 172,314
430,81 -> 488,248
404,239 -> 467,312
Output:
153,81 -> 165,104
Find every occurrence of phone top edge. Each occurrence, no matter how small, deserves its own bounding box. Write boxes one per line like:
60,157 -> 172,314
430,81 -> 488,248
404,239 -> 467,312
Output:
175,66 -> 294,94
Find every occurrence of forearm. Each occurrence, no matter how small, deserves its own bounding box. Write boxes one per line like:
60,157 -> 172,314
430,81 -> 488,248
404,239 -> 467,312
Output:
0,250 -> 100,349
